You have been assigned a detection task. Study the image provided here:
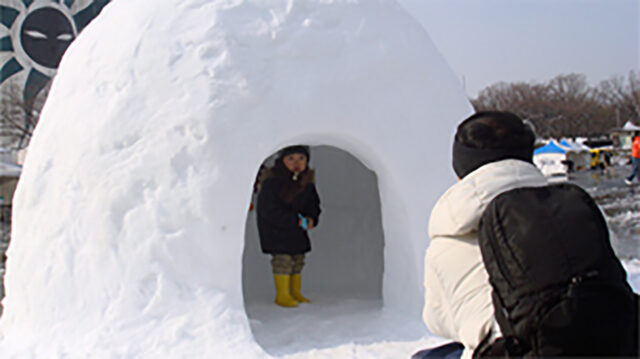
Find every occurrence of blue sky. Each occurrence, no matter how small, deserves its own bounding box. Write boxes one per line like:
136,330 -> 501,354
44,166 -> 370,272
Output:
397,0 -> 639,98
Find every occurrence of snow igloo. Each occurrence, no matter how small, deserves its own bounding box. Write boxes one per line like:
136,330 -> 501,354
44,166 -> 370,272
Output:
0,0 -> 472,357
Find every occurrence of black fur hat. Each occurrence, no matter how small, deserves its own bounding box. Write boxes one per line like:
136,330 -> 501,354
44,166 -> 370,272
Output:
278,145 -> 310,161
452,112 -> 534,179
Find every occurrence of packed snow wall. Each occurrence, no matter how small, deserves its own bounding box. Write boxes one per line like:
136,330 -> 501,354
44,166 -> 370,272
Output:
0,0 -> 472,356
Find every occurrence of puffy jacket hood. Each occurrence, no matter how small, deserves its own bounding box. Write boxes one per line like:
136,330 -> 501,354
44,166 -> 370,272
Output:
429,159 -> 548,239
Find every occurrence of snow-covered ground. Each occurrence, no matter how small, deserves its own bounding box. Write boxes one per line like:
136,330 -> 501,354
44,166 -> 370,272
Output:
569,165 -> 640,260
245,297 -> 444,358
622,259 -> 640,293
0,253 -> 637,359
0,166 -> 638,358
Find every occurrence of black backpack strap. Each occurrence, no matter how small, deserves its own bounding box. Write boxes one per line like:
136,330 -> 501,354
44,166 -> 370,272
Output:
490,286 -> 515,336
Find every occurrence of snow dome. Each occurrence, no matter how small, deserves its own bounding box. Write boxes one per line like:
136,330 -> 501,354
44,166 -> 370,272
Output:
0,0 -> 471,356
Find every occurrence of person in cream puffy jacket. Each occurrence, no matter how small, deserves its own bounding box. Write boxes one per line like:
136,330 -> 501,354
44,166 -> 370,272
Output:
418,112 -> 546,359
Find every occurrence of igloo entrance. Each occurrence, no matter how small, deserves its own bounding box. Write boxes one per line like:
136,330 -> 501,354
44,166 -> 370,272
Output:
242,145 -> 432,355
242,145 -> 384,305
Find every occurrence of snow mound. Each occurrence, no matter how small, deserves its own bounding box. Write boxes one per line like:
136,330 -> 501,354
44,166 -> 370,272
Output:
0,0 -> 470,357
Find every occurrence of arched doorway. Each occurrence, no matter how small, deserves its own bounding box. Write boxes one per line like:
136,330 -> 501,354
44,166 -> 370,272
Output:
242,145 -> 390,354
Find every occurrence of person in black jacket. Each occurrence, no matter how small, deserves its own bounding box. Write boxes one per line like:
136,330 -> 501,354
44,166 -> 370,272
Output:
415,112 -> 638,358
257,145 -> 321,307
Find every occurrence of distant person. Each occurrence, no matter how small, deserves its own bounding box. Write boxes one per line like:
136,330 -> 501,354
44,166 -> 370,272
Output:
625,131 -> 640,185
601,150 -> 614,177
414,112 -> 638,358
257,145 -> 321,307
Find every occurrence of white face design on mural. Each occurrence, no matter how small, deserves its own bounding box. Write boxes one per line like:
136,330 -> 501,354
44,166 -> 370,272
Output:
0,0 -> 109,101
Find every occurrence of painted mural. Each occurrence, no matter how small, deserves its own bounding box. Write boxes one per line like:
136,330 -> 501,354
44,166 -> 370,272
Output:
0,0 -> 110,102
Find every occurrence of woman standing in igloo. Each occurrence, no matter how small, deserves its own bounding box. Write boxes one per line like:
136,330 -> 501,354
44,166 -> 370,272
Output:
257,146 -> 321,307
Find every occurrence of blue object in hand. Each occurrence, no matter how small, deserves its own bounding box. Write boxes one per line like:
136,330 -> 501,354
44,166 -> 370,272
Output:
298,214 -> 308,230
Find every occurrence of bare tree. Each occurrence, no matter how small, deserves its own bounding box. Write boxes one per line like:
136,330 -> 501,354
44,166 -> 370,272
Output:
0,79 -> 51,149
597,71 -> 640,125
472,72 -> 637,138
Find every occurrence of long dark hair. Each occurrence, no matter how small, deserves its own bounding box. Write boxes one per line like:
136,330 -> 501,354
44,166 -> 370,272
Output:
271,156 -> 312,203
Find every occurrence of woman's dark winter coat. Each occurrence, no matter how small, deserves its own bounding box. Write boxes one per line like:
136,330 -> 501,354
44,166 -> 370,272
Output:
257,171 -> 321,255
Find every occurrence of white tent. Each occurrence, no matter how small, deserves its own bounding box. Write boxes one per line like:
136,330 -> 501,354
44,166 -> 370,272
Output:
611,121 -> 639,150
558,139 -> 591,171
0,0 -> 471,357
622,121 -> 640,132
534,140 -> 568,177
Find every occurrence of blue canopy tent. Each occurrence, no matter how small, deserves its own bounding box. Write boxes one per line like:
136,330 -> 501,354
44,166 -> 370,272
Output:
559,139 -> 573,149
534,140 -> 567,155
534,140 -> 569,177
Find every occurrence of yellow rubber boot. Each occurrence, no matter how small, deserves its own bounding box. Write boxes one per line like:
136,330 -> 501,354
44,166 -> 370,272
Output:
290,273 -> 310,303
273,274 -> 298,307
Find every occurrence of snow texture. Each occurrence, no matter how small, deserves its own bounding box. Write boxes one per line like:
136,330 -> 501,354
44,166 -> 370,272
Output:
0,0 -> 472,357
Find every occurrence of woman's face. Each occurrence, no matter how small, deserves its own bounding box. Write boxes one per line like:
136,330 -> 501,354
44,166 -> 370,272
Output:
283,153 -> 307,173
